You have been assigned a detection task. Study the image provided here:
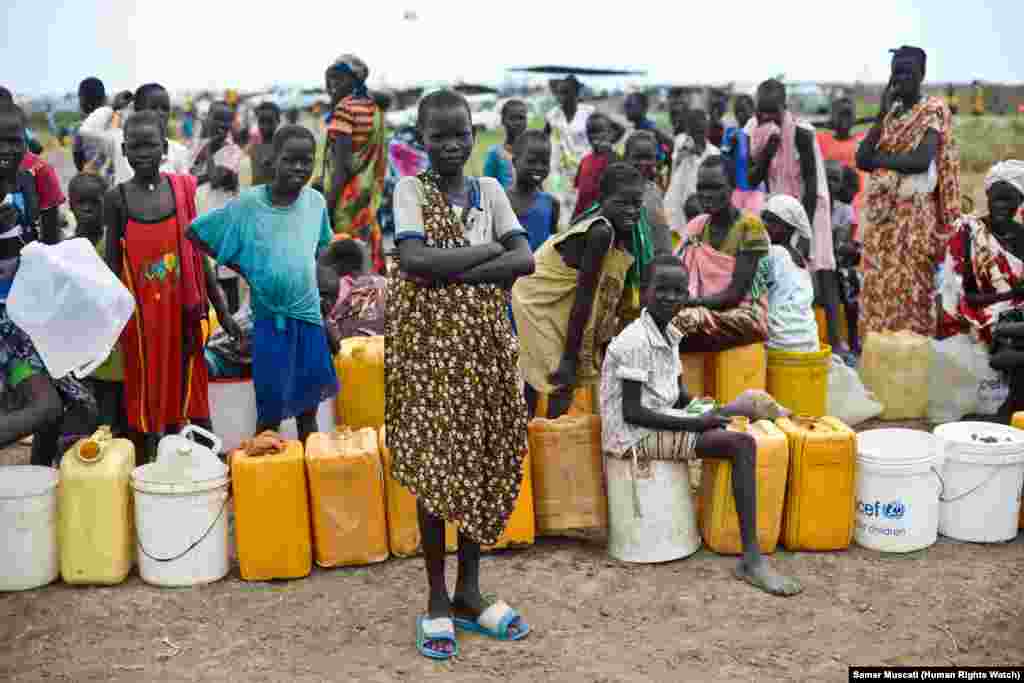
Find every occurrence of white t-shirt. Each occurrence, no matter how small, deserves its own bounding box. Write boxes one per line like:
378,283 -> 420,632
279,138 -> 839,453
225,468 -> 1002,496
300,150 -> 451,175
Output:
393,176 -> 526,247
765,245 -> 819,353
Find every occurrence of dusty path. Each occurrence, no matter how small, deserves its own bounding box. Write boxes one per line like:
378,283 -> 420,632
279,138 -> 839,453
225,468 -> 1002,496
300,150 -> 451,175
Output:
2,427 -> 1023,682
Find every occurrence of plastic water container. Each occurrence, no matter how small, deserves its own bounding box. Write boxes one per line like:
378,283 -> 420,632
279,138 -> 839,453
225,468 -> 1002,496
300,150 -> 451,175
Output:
7,238 -> 134,379
934,422 -> 1024,543
535,385 -> 596,418
766,346 -> 832,417
133,426 -> 230,587
699,419 -> 789,554
230,440 -> 312,581
484,449 -> 536,552
208,377 -> 336,453
0,466 -> 60,591
681,344 -> 767,405
855,429 -> 942,553
860,331 -> 930,421
528,415 -> 608,535
334,336 -> 384,430
1014,413 -> 1024,530
379,426 -> 458,556
606,441 -> 701,563
305,429 -> 389,567
59,427 -> 136,585
776,416 -> 857,551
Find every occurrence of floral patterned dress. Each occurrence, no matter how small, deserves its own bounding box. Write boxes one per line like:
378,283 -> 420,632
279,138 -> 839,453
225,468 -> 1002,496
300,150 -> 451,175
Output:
385,172 -> 528,546
324,96 -> 387,273
860,96 -> 961,337
941,214 -> 1024,346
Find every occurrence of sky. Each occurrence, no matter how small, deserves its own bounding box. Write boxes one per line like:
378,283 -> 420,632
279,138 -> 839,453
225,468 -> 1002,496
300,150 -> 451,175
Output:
4,0 -> 1023,97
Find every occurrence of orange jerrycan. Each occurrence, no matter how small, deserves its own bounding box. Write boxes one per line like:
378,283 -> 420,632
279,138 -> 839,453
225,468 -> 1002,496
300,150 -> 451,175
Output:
334,336 -> 384,430
305,429 -> 389,567
528,415 -> 607,535
483,449 -> 536,552
536,385 -> 595,418
59,427 -> 136,585
776,416 -> 857,551
681,344 -> 767,405
230,440 -> 312,580
699,418 -> 789,554
379,426 -> 457,556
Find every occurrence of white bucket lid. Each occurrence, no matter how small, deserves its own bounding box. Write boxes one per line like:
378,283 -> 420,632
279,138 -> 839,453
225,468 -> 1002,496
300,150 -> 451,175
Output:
857,429 -> 940,468
0,465 -> 59,499
933,421 -> 1024,464
132,447 -> 229,494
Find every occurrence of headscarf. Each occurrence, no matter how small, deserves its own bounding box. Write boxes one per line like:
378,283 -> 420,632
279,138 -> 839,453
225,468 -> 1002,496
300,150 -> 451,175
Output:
890,46 -> 927,76
329,54 -> 370,99
984,160 -> 1024,198
763,194 -> 812,242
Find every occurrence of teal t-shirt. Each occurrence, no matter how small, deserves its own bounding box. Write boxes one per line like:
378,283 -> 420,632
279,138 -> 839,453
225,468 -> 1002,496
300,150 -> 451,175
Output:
190,186 -> 333,328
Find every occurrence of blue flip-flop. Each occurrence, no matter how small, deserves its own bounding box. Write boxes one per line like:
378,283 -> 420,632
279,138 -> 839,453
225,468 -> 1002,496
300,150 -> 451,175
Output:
453,600 -> 531,641
416,616 -> 458,660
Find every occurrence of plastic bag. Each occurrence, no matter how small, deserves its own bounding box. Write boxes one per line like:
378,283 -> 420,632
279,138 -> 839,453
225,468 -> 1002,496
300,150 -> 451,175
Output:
927,335 -> 1008,423
7,238 -> 134,379
827,355 -> 884,426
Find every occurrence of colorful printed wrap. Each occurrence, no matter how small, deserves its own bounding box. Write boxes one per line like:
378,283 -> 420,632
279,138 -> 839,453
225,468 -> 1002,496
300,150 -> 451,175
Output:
324,96 -> 387,273
671,212 -> 771,351
385,170 -> 528,547
860,96 -> 961,338
941,214 -> 1024,346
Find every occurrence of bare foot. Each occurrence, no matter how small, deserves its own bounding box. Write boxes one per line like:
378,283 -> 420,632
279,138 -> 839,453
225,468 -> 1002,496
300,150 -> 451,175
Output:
735,559 -> 803,596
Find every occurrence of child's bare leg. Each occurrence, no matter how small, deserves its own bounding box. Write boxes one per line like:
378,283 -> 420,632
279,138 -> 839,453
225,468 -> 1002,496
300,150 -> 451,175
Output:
815,270 -> 843,350
695,429 -> 802,596
416,501 -> 453,654
295,409 -> 318,444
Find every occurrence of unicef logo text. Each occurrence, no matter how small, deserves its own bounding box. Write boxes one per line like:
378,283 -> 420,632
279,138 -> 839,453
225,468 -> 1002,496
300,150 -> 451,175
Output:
857,499 -> 907,520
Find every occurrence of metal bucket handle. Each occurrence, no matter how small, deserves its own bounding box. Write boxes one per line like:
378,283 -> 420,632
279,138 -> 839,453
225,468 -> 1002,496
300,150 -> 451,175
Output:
938,465 -> 1002,504
137,490 -> 231,563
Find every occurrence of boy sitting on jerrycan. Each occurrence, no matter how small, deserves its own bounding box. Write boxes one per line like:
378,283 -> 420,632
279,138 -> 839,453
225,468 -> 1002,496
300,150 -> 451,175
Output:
599,253 -> 802,596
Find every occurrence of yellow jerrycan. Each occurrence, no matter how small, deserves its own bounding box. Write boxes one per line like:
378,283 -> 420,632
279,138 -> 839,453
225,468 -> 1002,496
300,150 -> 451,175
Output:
699,418 -> 789,554
59,427 -> 136,585
379,425 -> 457,556
334,336 -> 384,430
306,428 -> 389,567
230,439 -> 312,580
776,416 -> 857,551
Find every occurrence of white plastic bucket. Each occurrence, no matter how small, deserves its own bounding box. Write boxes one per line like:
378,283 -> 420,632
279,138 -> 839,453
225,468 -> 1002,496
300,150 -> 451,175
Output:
209,378 -> 336,452
855,429 -> 943,553
0,466 -> 60,591
605,452 -> 701,563
934,422 -> 1024,543
132,437 -> 230,587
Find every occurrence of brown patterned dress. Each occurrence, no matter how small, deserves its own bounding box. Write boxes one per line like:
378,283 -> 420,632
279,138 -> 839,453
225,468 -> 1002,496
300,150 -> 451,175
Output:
385,171 -> 528,546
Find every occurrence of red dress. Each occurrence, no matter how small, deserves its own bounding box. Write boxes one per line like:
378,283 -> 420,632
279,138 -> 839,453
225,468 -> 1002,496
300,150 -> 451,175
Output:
119,209 -> 209,434
817,131 -> 867,236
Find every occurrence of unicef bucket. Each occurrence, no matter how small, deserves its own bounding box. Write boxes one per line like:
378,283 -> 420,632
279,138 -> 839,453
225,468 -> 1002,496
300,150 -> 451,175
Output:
855,430 -> 943,553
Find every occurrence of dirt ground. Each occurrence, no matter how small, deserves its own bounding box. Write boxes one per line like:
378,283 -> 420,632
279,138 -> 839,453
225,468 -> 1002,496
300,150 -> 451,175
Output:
2,421 -> 1023,683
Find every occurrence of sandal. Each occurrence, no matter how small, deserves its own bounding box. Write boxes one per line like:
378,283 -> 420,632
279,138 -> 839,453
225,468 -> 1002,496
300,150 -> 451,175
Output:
452,600 -> 530,641
416,615 -> 458,660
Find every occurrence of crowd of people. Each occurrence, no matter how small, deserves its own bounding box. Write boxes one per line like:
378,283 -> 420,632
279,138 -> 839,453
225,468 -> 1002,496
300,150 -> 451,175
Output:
3,43 -> 1024,660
